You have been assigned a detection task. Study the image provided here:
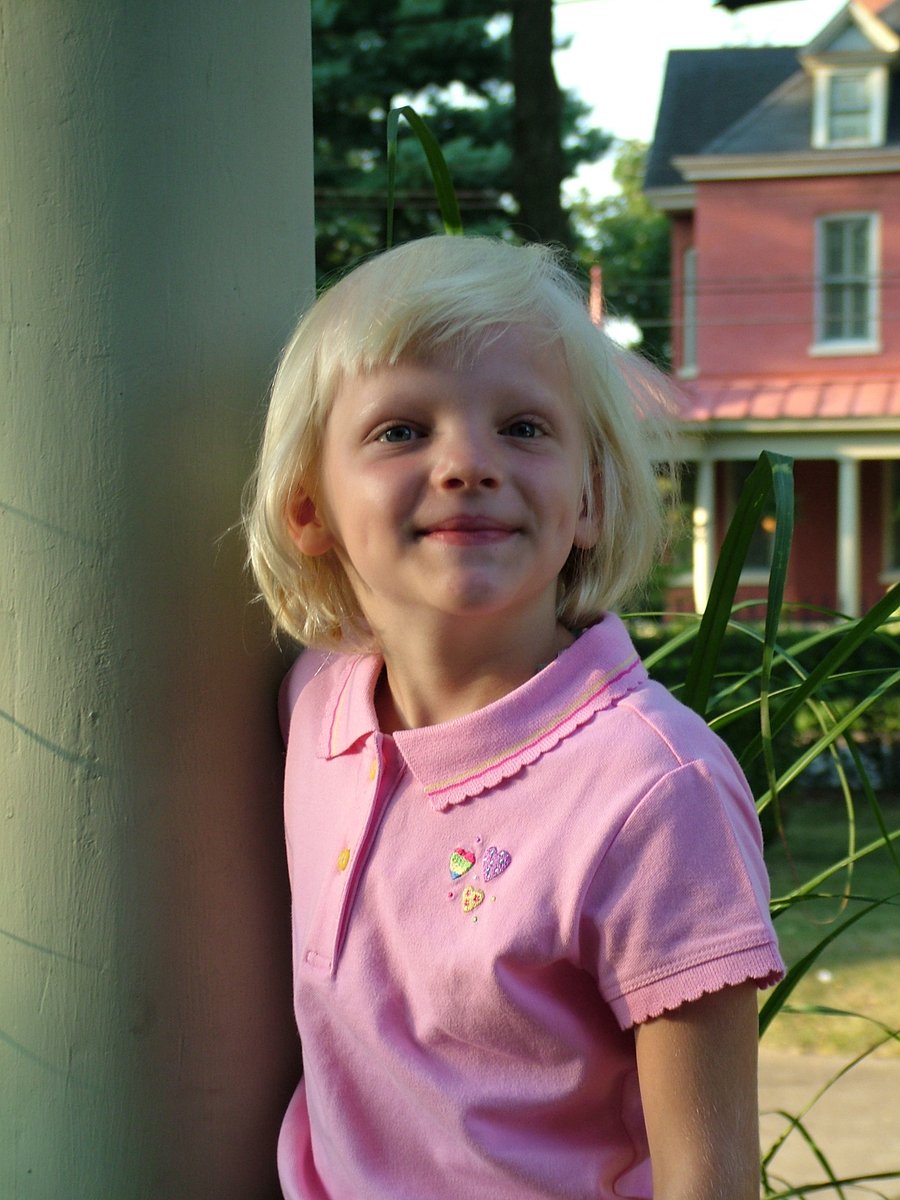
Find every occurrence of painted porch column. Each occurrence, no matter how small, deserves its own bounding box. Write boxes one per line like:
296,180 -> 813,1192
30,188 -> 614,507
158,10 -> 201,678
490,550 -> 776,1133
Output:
692,457 -> 717,613
1,3 -> 312,1196
836,457 -> 862,618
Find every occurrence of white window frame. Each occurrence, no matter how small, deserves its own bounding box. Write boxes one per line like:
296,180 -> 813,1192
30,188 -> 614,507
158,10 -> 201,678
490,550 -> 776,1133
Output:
810,212 -> 880,356
812,66 -> 888,149
678,246 -> 698,379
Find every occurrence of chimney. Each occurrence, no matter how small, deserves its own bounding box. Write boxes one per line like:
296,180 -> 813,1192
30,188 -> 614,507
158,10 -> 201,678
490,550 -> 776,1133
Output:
589,264 -> 604,327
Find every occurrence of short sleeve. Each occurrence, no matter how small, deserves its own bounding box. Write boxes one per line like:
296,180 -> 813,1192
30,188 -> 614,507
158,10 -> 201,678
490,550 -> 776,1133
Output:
583,758 -> 784,1029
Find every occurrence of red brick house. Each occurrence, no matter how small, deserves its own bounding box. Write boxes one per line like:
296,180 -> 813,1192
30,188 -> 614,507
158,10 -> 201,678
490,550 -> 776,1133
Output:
645,0 -> 900,618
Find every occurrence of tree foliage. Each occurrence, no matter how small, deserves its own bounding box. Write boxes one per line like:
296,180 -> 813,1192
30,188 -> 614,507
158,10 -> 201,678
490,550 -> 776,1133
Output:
572,140 -> 672,367
312,0 -> 609,277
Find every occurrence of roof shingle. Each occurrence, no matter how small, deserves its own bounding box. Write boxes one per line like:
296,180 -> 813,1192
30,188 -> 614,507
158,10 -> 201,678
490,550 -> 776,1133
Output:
644,47 -> 800,189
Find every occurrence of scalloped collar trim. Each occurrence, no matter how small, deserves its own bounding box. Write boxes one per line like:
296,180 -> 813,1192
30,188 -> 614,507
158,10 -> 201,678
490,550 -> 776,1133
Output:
318,617 -> 648,811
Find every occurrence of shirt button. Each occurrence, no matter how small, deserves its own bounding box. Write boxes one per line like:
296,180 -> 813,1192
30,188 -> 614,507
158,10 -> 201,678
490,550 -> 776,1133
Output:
336,847 -> 351,872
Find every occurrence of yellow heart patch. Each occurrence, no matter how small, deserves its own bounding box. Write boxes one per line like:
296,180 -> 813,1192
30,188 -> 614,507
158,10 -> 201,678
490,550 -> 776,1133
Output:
461,885 -> 484,914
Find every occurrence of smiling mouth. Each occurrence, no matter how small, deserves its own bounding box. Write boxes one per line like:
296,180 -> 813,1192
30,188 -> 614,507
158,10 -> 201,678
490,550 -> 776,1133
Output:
419,517 -> 518,544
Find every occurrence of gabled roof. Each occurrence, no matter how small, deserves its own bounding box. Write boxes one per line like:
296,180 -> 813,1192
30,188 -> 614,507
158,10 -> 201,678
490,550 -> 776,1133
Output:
702,69 -> 811,155
644,47 -> 800,189
804,0 -> 900,60
645,1 -> 900,194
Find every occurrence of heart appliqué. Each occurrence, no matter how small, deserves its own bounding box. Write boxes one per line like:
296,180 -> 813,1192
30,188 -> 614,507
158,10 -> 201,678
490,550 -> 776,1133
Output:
461,885 -> 484,913
482,846 -> 511,882
449,848 -> 476,879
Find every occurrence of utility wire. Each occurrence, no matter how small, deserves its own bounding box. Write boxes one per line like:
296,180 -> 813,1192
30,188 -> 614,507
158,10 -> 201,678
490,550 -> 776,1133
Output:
619,311 -> 900,329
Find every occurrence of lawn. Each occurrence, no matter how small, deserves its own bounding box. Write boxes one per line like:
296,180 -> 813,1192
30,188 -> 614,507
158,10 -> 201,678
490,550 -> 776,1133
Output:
761,793 -> 900,1058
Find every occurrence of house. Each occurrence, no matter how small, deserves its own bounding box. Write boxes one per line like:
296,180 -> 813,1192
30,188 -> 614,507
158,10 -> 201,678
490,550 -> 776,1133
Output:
645,0 -> 900,619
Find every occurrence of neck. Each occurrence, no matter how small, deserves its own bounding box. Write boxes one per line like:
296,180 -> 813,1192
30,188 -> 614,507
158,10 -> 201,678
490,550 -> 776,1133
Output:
372,609 -> 575,733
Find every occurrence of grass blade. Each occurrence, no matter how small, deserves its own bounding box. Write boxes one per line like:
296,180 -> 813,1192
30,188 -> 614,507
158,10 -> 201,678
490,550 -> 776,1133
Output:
759,456 -> 795,814
755,668 -> 900,810
770,834 -> 900,911
762,1112 -> 848,1199
758,892 -> 897,1035
741,581 -> 900,769
682,452 -> 794,718
385,105 -> 464,248
762,1174 -> 897,1198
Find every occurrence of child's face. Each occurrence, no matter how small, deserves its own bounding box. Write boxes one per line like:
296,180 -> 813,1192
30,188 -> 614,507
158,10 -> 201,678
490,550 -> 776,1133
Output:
288,326 -> 599,642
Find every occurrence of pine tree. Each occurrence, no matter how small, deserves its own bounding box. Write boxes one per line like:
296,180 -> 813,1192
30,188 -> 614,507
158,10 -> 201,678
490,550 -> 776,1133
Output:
312,0 -> 608,276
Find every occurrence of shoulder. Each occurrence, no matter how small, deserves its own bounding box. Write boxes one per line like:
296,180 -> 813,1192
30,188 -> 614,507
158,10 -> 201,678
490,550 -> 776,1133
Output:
277,647 -> 352,743
499,617 -> 747,811
573,617 -> 745,784
615,677 -> 742,777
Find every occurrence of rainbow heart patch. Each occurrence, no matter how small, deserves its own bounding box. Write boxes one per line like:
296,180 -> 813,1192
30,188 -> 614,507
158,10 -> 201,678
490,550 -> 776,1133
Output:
483,846 -> 511,882
461,885 -> 484,913
449,848 -> 476,880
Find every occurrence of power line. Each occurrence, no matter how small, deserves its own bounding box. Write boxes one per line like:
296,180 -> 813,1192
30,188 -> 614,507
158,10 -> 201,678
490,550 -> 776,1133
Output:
313,1 -> 606,38
313,6 -> 510,36
597,276 -> 900,296
620,310 -> 900,329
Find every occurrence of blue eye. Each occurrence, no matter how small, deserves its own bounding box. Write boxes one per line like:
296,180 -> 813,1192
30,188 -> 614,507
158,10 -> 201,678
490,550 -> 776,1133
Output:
379,424 -> 416,443
505,421 -> 540,438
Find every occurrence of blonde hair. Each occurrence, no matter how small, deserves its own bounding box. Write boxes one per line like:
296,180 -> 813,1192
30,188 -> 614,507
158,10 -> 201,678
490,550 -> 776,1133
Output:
245,235 -> 675,650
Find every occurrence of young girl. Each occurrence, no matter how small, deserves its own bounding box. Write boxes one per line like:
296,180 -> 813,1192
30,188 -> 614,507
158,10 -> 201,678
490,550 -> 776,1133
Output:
245,235 -> 784,1200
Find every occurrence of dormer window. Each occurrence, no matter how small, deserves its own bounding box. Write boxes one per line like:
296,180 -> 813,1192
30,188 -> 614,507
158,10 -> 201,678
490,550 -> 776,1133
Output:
828,71 -> 873,141
812,66 -> 888,148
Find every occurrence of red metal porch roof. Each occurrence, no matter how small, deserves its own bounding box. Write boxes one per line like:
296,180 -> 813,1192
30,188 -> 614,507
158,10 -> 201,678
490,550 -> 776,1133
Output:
676,375 -> 900,422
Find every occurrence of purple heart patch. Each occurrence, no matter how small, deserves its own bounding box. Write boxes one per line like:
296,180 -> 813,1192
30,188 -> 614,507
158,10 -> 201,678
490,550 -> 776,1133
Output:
482,845 -> 511,882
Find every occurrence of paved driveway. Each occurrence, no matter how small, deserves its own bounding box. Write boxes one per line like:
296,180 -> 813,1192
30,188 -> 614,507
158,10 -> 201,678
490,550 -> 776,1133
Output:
759,1051 -> 900,1198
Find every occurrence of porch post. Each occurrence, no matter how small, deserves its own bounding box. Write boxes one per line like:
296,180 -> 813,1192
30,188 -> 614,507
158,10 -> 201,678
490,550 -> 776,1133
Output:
836,456 -> 861,617
692,457 -> 717,613
1,3 -> 312,1195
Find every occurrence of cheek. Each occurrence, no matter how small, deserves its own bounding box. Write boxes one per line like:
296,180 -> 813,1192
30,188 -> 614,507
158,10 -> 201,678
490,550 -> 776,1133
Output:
315,453 -> 355,536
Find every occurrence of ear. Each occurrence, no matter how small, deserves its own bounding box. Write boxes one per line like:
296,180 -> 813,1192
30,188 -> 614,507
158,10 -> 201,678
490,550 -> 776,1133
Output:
573,469 -> 602,550
285,491 -> 336,557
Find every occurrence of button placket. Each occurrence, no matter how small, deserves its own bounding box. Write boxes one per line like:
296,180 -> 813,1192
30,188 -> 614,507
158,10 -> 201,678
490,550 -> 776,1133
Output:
325,734 -> 401,975
300,738 -> 383,974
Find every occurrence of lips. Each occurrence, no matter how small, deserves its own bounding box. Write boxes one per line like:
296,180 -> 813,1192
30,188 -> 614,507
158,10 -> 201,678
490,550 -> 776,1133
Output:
418,515 -> 518,544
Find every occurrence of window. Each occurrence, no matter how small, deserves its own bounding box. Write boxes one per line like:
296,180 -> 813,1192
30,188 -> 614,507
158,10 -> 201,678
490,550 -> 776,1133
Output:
814,214 -> 879,351
728,461 -> 776,575
680,247 -> 697,377
828,72 -> 871,142
812,67 -> 887,148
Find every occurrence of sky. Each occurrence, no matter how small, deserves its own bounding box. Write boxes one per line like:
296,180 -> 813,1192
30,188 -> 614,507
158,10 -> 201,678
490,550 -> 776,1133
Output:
552,0 -> 848,195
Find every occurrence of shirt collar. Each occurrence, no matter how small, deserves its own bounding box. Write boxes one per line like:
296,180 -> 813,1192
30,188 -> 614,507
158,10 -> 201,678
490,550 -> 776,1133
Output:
317,615 -> 648,812
317,650 -> 381,760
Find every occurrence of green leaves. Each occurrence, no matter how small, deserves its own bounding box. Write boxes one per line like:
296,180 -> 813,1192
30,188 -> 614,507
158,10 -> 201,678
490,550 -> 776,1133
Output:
668,452 -> 899,1194
386,106 -> 464,247
682,451 -> 794,720
758,893 -> 898,1038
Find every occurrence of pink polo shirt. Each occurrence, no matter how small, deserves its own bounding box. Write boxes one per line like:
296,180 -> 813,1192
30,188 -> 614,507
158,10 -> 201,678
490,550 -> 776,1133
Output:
277,615 -> 783,1200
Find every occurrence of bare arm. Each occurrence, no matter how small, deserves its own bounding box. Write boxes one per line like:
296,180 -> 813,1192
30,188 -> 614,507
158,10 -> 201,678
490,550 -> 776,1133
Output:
634,982 -> 761,1200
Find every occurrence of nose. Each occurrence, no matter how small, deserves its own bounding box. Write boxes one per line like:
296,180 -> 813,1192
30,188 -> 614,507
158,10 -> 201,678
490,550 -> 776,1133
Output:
432,423 -> 502,491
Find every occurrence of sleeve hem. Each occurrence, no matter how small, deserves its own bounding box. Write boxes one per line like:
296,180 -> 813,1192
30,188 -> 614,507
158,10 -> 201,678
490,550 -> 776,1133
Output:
608,943 -> 785,1030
